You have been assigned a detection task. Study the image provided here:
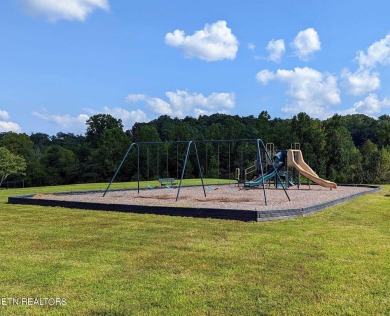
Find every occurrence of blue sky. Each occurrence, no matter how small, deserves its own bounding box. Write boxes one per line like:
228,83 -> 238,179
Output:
1,0 -> 390,135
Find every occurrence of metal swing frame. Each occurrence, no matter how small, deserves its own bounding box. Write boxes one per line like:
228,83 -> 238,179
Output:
102,139 -> 290,205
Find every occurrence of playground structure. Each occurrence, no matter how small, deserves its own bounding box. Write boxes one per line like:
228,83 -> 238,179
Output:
103,138 -> 337,207
287,150 -> 337,189
103,138 -> 291,206
244,148 -> 337,190
10,141 -> 377,222
8,139 -> 380,222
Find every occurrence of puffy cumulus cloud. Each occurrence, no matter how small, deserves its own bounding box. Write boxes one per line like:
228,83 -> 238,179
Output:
357,34 -> 390,69
341,69 -> 380,96
32,111 -> 90,133
0,110 -> 22,132
20,0 -> 109,22
165,90 -> 235,117
0,121 -> 21,133
127,90 -> 235,118
125,94 -> 147,103
256,69 -> 276,84
0,110 -> 10,120
100,107 -> 148,129
342,34 -> 390,96
256,67 -> 340,117
291,28 -> 321,60
266,39 -> 285,63
165,20 -> 239,61
146,98 -> 173,116
33,107 -> 148,133
344,93 -> 390,115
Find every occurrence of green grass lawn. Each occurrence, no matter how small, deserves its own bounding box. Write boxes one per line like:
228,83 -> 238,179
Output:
0,182 -> 389,315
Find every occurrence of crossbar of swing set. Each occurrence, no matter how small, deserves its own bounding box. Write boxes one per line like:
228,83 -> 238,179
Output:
102,139 -> 290,205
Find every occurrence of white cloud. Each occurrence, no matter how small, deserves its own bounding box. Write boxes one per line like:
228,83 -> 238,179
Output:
248,43 -> 256,51
357,34 -> 390,69
0,121 -> 22,133
256,69 -> 275,84
0,110 -> 10,121
266,39 -> 285,63
21,0 -> 109,22
0,110 -> 22,132
165,90 -> 235,117
341,34 -> 390,96
341,69 -> 380,96
165,20 -> 239,61
256,67 -> 340,117
127,90 -> 235,118
291,28 -> 321,60
125,94 -> 147,103
33,107 -> 148,133
146,98 -> 173,116
101,107 -> 148,129
32,111 -> 89,133
344,93 -> 390,115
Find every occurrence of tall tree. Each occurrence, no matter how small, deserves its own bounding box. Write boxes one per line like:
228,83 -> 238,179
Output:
291,113 -> 326,175
324,115 -> 362,183
360,140 -> 380,183
0,147 -> 27,186
41,145 -> 78,184
377,115 -> 390,148
0,132 -> 34,159
86,114 -> 124,147
342,114 -> 378,147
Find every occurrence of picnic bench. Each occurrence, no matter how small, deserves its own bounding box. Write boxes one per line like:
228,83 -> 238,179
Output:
158,178 -> 177,186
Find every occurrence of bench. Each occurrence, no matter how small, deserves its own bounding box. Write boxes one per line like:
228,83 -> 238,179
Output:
158,178 -> 177,186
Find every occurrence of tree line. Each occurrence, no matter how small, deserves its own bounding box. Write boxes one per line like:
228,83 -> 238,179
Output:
0,112 -> 389,187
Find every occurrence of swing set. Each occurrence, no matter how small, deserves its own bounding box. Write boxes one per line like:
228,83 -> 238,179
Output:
103,138 -> 291,206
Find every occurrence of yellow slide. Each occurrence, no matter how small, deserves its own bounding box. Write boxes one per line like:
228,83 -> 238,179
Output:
287,150 -> 337,189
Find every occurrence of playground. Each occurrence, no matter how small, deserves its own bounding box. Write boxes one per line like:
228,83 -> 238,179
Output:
9,138 -> 380,221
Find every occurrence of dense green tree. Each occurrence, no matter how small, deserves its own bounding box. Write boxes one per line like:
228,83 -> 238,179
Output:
256,111 -> 271,140
30,133 -> 51,153
0,111 -> 388,187
377,115 -> 390,148
93,128 -> 132,180
291,113 -> 326,175
377,147 -> 390,183
342,114 -> 378,147
86,114 -> 123,147
41,145 -> 78,184
324,115 -> 362,183
360,140 -> 380,183
0,132 -> 34,159
0,147 -> 27,186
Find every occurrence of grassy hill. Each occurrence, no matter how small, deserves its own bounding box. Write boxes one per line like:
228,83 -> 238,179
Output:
0,182 -> 389,315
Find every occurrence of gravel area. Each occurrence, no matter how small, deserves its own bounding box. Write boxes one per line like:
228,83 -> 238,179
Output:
32,185 -> 376,211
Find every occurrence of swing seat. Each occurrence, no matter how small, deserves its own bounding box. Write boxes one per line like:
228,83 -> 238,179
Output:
158,178 -> 177,186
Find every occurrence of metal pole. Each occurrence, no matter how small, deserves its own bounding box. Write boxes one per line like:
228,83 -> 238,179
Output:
176,141 -> 192,202
137,143 -> 140,194
194,142 -> 206,197
103,142 -> 136,197
256,139 -> 268,205
258,139 -> 290,201
217,143 -> 220,183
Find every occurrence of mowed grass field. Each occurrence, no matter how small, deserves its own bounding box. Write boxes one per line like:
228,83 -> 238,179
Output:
0,181 -> 389,315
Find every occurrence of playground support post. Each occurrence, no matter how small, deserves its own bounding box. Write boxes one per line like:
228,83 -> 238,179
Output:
103,142 -> 140,197
176,141 -> 206,202
258,139 -> 291,202
256,139 -> 268,205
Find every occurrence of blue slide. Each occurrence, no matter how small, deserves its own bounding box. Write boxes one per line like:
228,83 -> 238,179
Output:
244,151 -> 286,187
